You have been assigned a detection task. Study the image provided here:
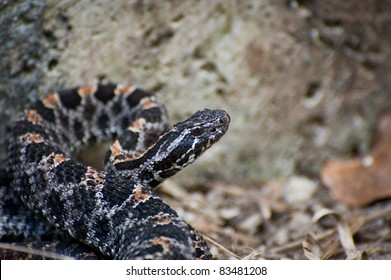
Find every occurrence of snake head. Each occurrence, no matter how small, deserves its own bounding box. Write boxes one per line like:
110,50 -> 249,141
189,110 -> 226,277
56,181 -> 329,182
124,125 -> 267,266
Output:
148,108 -> 230,182
174,108 -> 230,151
115,109 -> 230,185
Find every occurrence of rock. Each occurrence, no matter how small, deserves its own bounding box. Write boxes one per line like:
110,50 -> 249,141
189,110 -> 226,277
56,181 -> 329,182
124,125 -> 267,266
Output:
2,1 -> 391,186
284,176 -> 318,204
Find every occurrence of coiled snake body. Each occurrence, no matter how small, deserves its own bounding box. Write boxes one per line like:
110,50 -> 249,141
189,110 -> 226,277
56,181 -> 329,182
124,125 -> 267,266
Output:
1,84 -> 230,259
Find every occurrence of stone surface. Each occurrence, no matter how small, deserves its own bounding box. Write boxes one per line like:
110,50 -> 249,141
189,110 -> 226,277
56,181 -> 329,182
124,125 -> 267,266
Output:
2,0 -> 391,186
284,176 -> 318,205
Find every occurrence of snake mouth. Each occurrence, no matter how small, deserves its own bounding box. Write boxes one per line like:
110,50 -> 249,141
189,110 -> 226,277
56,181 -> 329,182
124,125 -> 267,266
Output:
189,109 -> 230,143
210,110 -> 230,134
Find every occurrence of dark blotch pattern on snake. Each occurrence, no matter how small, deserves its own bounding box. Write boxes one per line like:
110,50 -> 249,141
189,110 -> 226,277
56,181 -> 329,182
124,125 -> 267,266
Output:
2,83 -> 230,259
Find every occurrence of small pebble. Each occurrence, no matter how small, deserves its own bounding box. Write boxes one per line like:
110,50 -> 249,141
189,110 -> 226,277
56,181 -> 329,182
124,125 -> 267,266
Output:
284,176 -> 318,204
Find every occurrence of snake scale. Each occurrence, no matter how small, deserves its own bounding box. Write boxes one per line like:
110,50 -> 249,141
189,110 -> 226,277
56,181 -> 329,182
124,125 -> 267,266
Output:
0,83 -> 230,259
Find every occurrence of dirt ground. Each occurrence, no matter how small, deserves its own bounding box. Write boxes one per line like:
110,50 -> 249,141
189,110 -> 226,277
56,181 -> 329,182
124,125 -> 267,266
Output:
159,176 -> 391,260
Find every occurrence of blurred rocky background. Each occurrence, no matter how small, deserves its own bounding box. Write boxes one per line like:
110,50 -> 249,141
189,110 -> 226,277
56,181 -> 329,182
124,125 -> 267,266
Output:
1,0 -> 391,186
4,0 -> 391,260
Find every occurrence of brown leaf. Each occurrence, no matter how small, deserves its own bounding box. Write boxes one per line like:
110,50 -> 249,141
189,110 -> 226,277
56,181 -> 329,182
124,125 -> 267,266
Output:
321,113 -> 391,206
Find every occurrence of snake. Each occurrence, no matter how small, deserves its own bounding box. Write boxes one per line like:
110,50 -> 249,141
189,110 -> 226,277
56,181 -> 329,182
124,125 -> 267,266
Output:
0,83 -> 230,259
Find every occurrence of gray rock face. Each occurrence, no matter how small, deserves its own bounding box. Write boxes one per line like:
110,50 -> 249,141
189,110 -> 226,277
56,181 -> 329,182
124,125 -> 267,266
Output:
2,0 -> 391,185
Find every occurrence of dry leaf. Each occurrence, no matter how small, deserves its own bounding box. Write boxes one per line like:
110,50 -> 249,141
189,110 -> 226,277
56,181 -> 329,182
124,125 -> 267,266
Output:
321,113 -> 391,206
308,209 -> 364,259
303,233 -> 322,260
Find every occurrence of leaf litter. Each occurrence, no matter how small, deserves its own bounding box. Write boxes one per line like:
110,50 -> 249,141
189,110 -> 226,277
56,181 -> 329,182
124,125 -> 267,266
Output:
160,174 -> 391,260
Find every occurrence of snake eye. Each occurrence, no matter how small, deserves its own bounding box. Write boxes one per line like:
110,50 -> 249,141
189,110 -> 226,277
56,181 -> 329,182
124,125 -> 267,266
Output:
191,128 -> 203,136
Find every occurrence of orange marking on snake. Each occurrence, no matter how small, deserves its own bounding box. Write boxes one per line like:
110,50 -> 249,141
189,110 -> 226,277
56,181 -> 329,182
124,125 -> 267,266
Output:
25,109 -> 40,124
86,166 -> 104,184
151,236 -> 170,253
54,154 -> 66,164
115,85 -> 136,96
43,92 -> 60,108
134,186 -> 151,202
78,85 -> 98,97
142,99 -> 157,109
154,214 -> 173,225
110,140 -> 123,157
129,119 -> 145,133
25,133 -> 44,143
